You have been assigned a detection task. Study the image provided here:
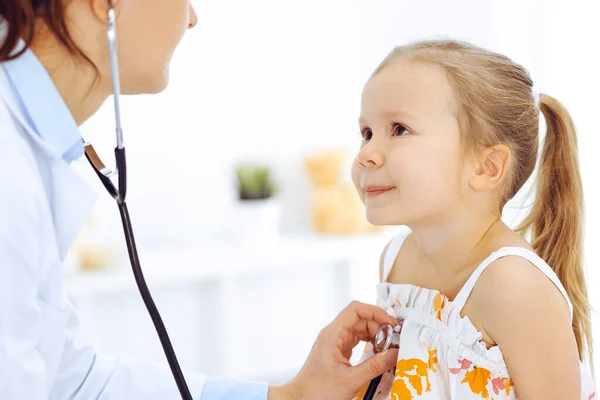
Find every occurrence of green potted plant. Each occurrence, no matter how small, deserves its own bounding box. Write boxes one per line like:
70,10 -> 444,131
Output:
235,164 -> 278,201
234,163 -> 281,242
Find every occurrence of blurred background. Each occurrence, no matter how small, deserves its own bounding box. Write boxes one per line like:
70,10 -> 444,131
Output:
65,0 -> 599,387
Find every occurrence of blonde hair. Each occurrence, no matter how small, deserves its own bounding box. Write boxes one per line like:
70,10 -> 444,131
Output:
373,40 -> 593,370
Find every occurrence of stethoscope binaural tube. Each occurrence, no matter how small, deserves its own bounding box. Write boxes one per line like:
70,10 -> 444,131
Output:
83,3 -> 193,400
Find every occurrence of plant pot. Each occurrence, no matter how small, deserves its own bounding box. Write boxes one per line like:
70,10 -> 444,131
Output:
234,197 -> 281,243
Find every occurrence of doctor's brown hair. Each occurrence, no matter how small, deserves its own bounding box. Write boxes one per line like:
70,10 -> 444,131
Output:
373,40 -> 593,371
0,0 -> 94,67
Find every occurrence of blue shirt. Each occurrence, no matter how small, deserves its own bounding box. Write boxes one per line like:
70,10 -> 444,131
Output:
0,44 -> 268,400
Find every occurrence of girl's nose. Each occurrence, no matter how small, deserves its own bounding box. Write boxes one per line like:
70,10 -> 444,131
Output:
357,140 -> 384,168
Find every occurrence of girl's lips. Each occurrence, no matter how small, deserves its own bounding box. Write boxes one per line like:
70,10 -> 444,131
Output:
364,186 -> 394,196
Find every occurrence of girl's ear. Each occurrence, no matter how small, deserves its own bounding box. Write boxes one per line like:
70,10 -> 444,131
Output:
468,144 -> 512,191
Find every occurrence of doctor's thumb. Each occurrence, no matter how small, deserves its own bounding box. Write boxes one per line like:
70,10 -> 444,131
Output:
348,348 -> 398,387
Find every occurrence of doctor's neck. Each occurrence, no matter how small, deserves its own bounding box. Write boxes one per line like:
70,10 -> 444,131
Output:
30,24 -> 110,126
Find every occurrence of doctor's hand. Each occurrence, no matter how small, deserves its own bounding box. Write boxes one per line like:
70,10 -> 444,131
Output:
268,301 -> 400,400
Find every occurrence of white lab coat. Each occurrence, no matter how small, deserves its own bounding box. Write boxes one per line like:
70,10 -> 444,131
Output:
0,68 -> 207,398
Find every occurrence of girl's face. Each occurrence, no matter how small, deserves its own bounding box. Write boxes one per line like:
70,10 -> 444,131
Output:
109,0 -> 198,94
351,58 -> 468,227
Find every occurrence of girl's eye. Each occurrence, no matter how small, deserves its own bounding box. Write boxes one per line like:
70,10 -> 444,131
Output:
392,123 -> 410,137
361,123 -> 409,141
361,129 -> 372,141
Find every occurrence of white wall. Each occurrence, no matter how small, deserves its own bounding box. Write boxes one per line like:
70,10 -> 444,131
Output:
71,0 -> 600,386
76,0 -> 509,246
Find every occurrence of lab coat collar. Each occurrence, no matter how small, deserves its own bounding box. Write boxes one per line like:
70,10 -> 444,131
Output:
0,67 -> 97,261
0,32 -> 84,163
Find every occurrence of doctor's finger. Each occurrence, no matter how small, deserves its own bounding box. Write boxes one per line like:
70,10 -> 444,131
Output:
334,301 -> 399,331
351,319 -> 387,342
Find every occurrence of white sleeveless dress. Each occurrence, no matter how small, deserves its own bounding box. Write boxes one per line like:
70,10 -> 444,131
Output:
354,229 -> 596,400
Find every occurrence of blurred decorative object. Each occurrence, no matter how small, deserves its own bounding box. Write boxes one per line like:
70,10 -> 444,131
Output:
304,148 -> 383,235
235,163 -> 278,200
304,149 -> 345,187
76,243 -> 115,270
234,163 -> 281,242
70,215 -> 115,271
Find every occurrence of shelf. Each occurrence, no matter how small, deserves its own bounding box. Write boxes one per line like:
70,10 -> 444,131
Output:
65,231 -> 394,297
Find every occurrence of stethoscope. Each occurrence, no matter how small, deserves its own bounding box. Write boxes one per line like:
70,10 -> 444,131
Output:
82,4 -> 402,400
362,322 -> 402,400
82,3 -> 195,400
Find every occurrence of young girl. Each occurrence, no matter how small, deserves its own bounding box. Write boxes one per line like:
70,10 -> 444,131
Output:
351,40 -> 596,399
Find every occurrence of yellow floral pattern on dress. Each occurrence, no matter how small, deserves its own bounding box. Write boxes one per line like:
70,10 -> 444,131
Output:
461,367 -> 492,398
390,358 -> 431,399
433,293 -> 446,321
450,359 -> 512,398
389,351 -> 439,400
428,349 -> 438,373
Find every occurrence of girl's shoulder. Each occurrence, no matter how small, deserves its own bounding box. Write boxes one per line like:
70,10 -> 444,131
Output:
468,245 -> 572,322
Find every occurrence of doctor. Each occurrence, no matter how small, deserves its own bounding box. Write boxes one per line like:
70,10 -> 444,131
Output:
0,0 -> 400,399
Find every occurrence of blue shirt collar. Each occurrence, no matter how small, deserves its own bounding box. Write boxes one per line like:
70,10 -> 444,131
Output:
0,43 -> 84,164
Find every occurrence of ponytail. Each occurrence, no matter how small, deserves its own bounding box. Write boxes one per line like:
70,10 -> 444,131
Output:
515,93 -> 593,371
0,0 -> 36,61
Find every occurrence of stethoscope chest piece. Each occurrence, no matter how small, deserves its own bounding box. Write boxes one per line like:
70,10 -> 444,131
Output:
374,324 -> 393,354
373,320 -> 402,354
362,320 -> 403,400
